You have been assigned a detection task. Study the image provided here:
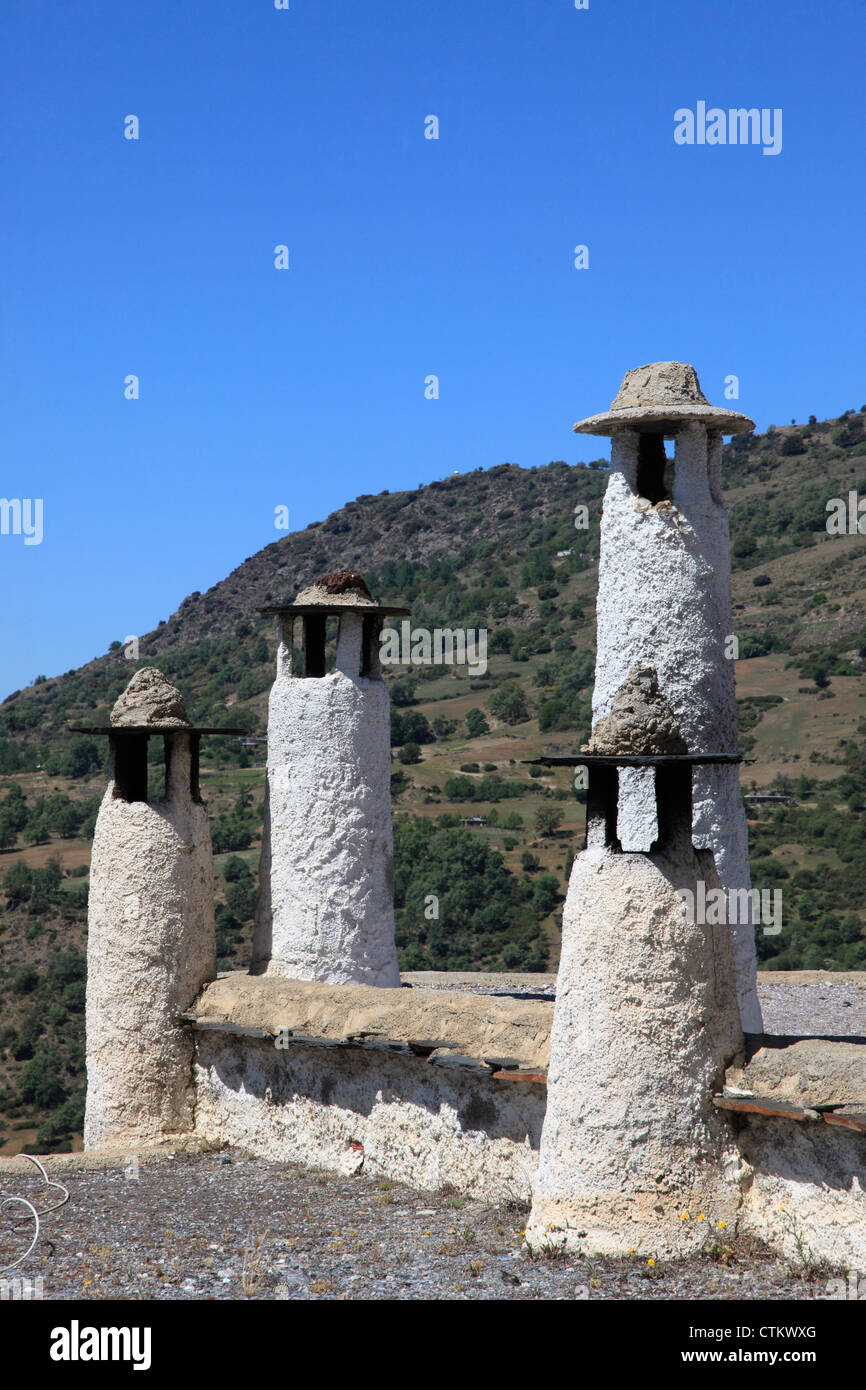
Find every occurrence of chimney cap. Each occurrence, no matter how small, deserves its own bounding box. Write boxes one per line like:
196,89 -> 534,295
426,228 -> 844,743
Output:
573,361 -> 755,436
259,569 -> 410,618
110,667 -> 190,728
67,667 -> 246,736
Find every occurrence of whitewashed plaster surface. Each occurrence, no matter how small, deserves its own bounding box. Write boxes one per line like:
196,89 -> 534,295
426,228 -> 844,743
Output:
526,842 -> 744,1256
593,426 -> 761,1031
252,614 -> 400,987
84,738 -> 216,1149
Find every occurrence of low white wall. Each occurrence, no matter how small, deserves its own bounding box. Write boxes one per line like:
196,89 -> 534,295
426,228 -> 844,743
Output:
185,977 -> 866,1266
193,1034 -> 545,1204
737,1120 -> 866,1271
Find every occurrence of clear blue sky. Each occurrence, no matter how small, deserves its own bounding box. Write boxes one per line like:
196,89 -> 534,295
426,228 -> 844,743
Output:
2,0 -> 864,694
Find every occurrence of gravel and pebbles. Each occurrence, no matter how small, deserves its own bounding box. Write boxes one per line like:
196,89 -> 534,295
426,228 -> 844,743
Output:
0,1151 -> 840,1303
406,971 -> 866,1039
755,975 -> 866,1038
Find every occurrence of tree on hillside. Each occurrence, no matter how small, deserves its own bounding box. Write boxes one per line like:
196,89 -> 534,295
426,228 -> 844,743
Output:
223,855 -> 249,882
391,709 -> 433,746
532,873 -> 561,916
64,737 -> 102,779
392,817 -> 548,972
535,805 -> 564,837
465,708 -> 489,738
488,683 -> 529,725
1,784 -> 28,831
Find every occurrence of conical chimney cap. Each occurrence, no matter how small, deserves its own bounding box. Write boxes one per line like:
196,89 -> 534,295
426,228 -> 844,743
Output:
67,666 -> 247,737
260,569 -> 410,619
573,361 -> 754,436
584,664 -> 688,756
110,668 -> 190,728
293,570 -> 380,609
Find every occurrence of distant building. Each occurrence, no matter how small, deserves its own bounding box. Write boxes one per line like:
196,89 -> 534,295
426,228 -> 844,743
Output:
235,735 -> 267,751
744,792 -> 795,806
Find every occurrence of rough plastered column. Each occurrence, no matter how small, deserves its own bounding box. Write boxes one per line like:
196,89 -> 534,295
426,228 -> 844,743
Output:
251,613 -> 400,987
84,734 -> 216,1149
593,425 -> 761,1031
526,831 -> 744,1257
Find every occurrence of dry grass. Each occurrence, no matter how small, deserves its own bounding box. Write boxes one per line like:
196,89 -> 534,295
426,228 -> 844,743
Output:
241,1232 -> 268,1296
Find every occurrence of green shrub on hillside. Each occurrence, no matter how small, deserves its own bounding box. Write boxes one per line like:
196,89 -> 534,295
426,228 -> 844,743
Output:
393,818 -> 548,972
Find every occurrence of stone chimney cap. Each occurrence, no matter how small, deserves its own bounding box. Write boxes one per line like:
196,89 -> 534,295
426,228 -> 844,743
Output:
67,667 -> 246,736
296,570 -> 378,607
573,361 -> 755,436
583,664 -> 688,756
111,667 -> 190,728
260,569 -> 410,618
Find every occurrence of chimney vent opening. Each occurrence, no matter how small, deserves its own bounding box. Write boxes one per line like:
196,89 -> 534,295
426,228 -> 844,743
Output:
636,432 -> 670,505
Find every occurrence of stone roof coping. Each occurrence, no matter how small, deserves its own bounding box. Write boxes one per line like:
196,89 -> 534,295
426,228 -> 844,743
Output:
189,972 -> 553,1070
728,1039 -> 866,1109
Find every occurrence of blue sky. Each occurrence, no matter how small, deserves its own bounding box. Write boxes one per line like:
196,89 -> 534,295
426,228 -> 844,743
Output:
2,0 -> 864,694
